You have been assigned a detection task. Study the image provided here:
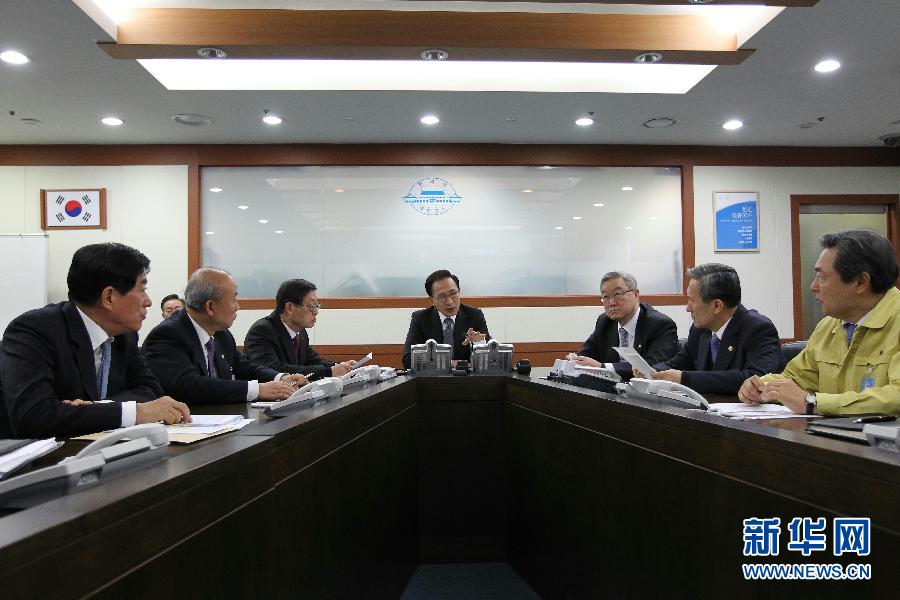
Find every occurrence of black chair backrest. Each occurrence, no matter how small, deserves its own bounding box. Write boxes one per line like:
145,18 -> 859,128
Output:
781,340 -> 808,365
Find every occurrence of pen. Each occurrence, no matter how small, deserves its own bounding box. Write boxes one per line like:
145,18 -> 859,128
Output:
854,415 -> 896,424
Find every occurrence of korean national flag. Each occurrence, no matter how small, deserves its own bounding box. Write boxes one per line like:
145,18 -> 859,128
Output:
47,191 -> 101,226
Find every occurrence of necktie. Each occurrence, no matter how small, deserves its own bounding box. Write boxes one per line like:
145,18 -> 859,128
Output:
205,338 -> 218,377
843,322 -> 856,346
292,332 -> 301,363
619,328 -> 629,348
96,339 -> 111,400
710,333 -> 720,365
443,316 -> 454,352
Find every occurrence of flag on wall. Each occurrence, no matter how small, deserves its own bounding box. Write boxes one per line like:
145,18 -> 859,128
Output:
41,189 -> 106,229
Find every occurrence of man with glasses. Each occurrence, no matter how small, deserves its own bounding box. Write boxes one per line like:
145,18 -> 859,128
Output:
652,263 -> 781,395
402,269 -> 490,369
244,278 -> 355,380
567,271 -> 678,380
143,268 -> 307,404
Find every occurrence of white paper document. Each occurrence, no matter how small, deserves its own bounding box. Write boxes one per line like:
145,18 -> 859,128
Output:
613,346 -> 656,379
708,403 -> 815,420
353,352 -> 373,368
166,418 -> 254,435
176,414 -> 245,428
0,438 -> 63,478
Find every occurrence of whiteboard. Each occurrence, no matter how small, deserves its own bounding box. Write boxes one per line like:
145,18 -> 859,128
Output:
0,234 -> 49,339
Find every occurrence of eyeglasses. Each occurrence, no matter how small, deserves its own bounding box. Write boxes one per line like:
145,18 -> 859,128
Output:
301,302 -> 322,313
600,289 -> 634,304
433,290 -> 460,302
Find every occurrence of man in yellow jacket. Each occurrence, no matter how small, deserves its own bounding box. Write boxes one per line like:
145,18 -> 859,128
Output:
739,229 -> 899,415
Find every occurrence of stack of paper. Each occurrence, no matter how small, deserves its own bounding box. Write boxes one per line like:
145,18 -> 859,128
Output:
0,438 -> 63,479
165,415 -> 254,440
707,403 -> 814,420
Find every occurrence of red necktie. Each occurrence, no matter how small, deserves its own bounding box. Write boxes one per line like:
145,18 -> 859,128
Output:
292,333 -> 301,363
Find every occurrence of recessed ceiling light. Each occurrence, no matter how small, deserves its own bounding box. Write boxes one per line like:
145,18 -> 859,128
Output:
643,117 -> 678,129
0,50 -> 29,65
634,52 -> 663,64
420,49 -> 449,61
237,205 -> 249,210
572,216 -> 582,220
554,226 -> 563,230
575,115 -> 595,127
208,187 -> 223,193
275,230 -> 284,234
258,219 -> 269,224
262,112 -> 282,125
593,203 -> 605,207
197,47 -> 227,59
650,216 -> 658,220
172,113 -> 214,126
333,188 -> 345,193
814,59 -> 841,73
100,116 -> 124,126
521,188 -> 533,193
205,231 -> 215,235
621,186 -> 634,191
625,226 -> 634,230
420,114 -> 440,125
723,119 -> 744,130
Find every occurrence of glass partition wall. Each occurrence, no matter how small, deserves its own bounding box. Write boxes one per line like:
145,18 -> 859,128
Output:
201,166 -> 684,298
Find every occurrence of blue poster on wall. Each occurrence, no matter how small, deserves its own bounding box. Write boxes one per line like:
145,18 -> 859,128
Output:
714,191 -> 759,252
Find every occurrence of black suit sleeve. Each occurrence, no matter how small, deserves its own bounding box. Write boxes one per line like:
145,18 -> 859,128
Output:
402,312 -> 426,370
681,319 -> 782,395
654,333 -> 698,372
108,332 -> 163,403
577,316 -> 607,361
0,318 -> 122,438
144,325 -> 250,404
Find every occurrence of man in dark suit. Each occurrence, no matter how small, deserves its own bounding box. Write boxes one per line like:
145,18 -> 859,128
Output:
143,268 -> 306,404
567,271 -> 678,380
402,269 -> 490,369
653,263 -> 782,395
0,243 -> 191,438
244,278 -> 354,380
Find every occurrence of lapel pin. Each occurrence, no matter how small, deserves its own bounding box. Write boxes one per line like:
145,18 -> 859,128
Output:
728,346 -> 734,352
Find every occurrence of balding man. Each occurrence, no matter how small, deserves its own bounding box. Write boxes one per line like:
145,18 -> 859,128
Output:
143,268 -> 307,405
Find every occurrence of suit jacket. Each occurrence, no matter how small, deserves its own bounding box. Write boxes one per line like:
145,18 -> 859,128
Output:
402,304 -> 490,369
578,303 -> 679,379
654,304 -> 782,395
244,310 -> 335,380
143,309 -> 278,404
0,302 -> 162,438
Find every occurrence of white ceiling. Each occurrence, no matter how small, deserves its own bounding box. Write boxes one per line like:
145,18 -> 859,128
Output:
2,0 -> 899,147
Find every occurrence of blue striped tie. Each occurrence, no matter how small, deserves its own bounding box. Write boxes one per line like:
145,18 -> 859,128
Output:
97,339 -> 111,400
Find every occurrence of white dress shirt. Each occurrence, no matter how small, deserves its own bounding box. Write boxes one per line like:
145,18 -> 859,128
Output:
76,307 -> 136,427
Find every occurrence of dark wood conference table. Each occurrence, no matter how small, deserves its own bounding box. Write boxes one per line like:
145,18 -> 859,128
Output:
1,372 -> 898,599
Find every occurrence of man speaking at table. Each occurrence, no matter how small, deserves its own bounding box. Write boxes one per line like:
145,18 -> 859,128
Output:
144,268 -> 306,404
402,269 -> 490,369
740,229 -> 899,415
0,243 -> 190,438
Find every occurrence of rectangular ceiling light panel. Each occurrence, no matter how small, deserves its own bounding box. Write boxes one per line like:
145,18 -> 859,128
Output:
138,59 -> 717,94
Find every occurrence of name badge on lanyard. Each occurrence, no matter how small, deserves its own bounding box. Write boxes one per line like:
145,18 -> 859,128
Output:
861,363 -> 876,391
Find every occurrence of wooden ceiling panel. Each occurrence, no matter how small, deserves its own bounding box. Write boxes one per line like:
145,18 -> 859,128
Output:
102,9 -> 753,65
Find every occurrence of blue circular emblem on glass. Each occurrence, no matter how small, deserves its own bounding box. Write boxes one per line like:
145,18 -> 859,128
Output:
403,177 -> 462,216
